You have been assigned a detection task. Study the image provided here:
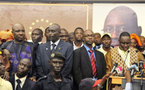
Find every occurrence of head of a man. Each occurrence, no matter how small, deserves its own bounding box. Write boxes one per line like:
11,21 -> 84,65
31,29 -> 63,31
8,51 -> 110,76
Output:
79,78 -> 102,90
74,27 -> 84,42
94,33 -> 101,46
83,30 -> 94,47
49,52 -> 65,74
12,23 -> 25,42
16,58 -> 32,78
59,28 -> 69,42
45,23 -> 61,43
104,6 -> 141,46
68,32 -> 74,43
31,28 -> 43,43
101,34 -> 112,49
0,59 -> 5,77
119,32 -> 131,51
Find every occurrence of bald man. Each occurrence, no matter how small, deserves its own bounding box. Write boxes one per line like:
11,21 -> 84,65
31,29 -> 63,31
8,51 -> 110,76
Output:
36,23 -> 73,79
1,23 -> 33,77
103,6 -> 141,46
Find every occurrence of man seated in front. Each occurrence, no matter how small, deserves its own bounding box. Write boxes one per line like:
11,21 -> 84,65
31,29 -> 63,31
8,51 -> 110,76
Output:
9,58 -> 35,90
32,52 -> 72,90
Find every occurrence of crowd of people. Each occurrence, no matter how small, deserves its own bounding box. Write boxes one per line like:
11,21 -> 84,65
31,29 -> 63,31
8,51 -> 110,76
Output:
0,6 -> 145,90
0,22 -> 145,90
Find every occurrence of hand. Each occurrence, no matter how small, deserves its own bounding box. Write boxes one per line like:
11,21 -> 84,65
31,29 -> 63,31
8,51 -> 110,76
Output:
3,49 -> 11,60
29,76 -> 36,82
125,70 -> 131,83
3,71 -> 9,80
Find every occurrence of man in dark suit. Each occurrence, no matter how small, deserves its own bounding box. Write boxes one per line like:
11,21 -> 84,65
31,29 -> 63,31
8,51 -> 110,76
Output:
9,58 -> 35,90
73,30 -> 106,89
36,23 -> 73,79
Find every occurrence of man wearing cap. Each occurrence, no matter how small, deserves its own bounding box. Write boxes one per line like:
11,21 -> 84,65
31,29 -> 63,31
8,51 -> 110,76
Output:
73,30 -> 106,89
36,23 -> 73,78
98,34 -> 112,56
32,52 -> 72,90
79,73 -> 111,90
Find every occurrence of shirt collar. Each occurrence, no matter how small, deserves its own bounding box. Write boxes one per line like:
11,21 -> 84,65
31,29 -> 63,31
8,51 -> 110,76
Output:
15,74 -> 27,85
83,44 -> 93,51
50,39 -> 60,46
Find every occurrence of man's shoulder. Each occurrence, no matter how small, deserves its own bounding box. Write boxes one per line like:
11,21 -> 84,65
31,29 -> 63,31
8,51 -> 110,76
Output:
1,40 -> 13,49
60,40 -> 72,47
36,76 -> 47,83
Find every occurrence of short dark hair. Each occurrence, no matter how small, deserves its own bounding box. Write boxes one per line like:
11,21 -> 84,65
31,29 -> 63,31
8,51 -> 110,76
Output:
33,28 -> 43,36
101,34 -> 111,40
94,33 -> 101,38
74,27 -> 84,35
119,32 -> 130,40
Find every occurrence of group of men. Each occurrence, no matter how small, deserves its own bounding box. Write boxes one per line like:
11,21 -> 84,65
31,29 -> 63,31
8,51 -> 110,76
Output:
0,6 -> 145,90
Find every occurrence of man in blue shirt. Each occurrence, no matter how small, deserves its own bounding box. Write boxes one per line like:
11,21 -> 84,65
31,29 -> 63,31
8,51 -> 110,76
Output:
73,30 -> 106,89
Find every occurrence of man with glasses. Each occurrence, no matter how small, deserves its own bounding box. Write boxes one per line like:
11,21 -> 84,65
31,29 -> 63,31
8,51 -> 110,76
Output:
73,30 -> 106,89
105,32 -> 144,74
103,6 -> 141,46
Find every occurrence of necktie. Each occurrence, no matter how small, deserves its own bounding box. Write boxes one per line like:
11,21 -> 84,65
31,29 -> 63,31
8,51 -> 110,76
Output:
51,43 -> 56,52
16,79 -> 21,90
89,50 -> 97,77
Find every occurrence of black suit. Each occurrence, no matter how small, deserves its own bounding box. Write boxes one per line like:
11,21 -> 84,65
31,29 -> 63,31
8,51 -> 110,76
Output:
73,46 -> 106,86
9,75 -> 35,90
36,40 -> 73,78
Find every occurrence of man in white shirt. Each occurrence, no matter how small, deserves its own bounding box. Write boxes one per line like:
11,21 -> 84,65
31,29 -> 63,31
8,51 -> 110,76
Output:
73,27 -> 84,50
9,58 -> 35,90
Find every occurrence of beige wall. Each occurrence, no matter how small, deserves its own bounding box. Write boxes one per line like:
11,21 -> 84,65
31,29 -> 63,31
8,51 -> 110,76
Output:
0,3 -> 93,41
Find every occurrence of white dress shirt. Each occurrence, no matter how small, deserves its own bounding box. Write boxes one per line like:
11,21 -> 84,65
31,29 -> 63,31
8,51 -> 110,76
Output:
15,74 -> 27,90
50,39 -> 60,50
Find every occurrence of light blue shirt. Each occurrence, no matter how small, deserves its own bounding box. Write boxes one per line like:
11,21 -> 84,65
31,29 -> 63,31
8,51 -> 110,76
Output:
83,44 -> 97,66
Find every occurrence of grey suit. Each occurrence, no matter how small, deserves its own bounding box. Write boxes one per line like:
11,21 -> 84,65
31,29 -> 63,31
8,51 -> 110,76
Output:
36,40 -> 73,78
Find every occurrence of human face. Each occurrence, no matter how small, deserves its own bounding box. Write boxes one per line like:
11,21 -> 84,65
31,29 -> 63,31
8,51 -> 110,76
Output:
102,37 -> 112,48
31,30 -> 42,43
12,24 -> 25,42
104,13 -> 126,46
17,59 -> 31,78
0,60 -> 5,76
119,36 -> 130,51
83,31 -> 94,46
94,34 -> 101,45
59,30 -> 69,42
130,38 -> 137,48
74,29 -> 83,41
50,58 -> 64,73
45,25 -> 60,43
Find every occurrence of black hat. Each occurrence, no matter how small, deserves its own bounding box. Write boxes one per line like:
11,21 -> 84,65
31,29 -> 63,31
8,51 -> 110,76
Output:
50,52 -> 65,61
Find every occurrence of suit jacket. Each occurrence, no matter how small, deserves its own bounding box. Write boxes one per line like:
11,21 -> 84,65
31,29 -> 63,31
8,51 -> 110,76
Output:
73,46 -> 106,85
36,40 -> 73,78
9,75 -> 35,90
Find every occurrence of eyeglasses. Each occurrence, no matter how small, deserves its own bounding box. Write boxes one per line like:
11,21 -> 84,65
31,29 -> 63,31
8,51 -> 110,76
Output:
104,25 -> 126,35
